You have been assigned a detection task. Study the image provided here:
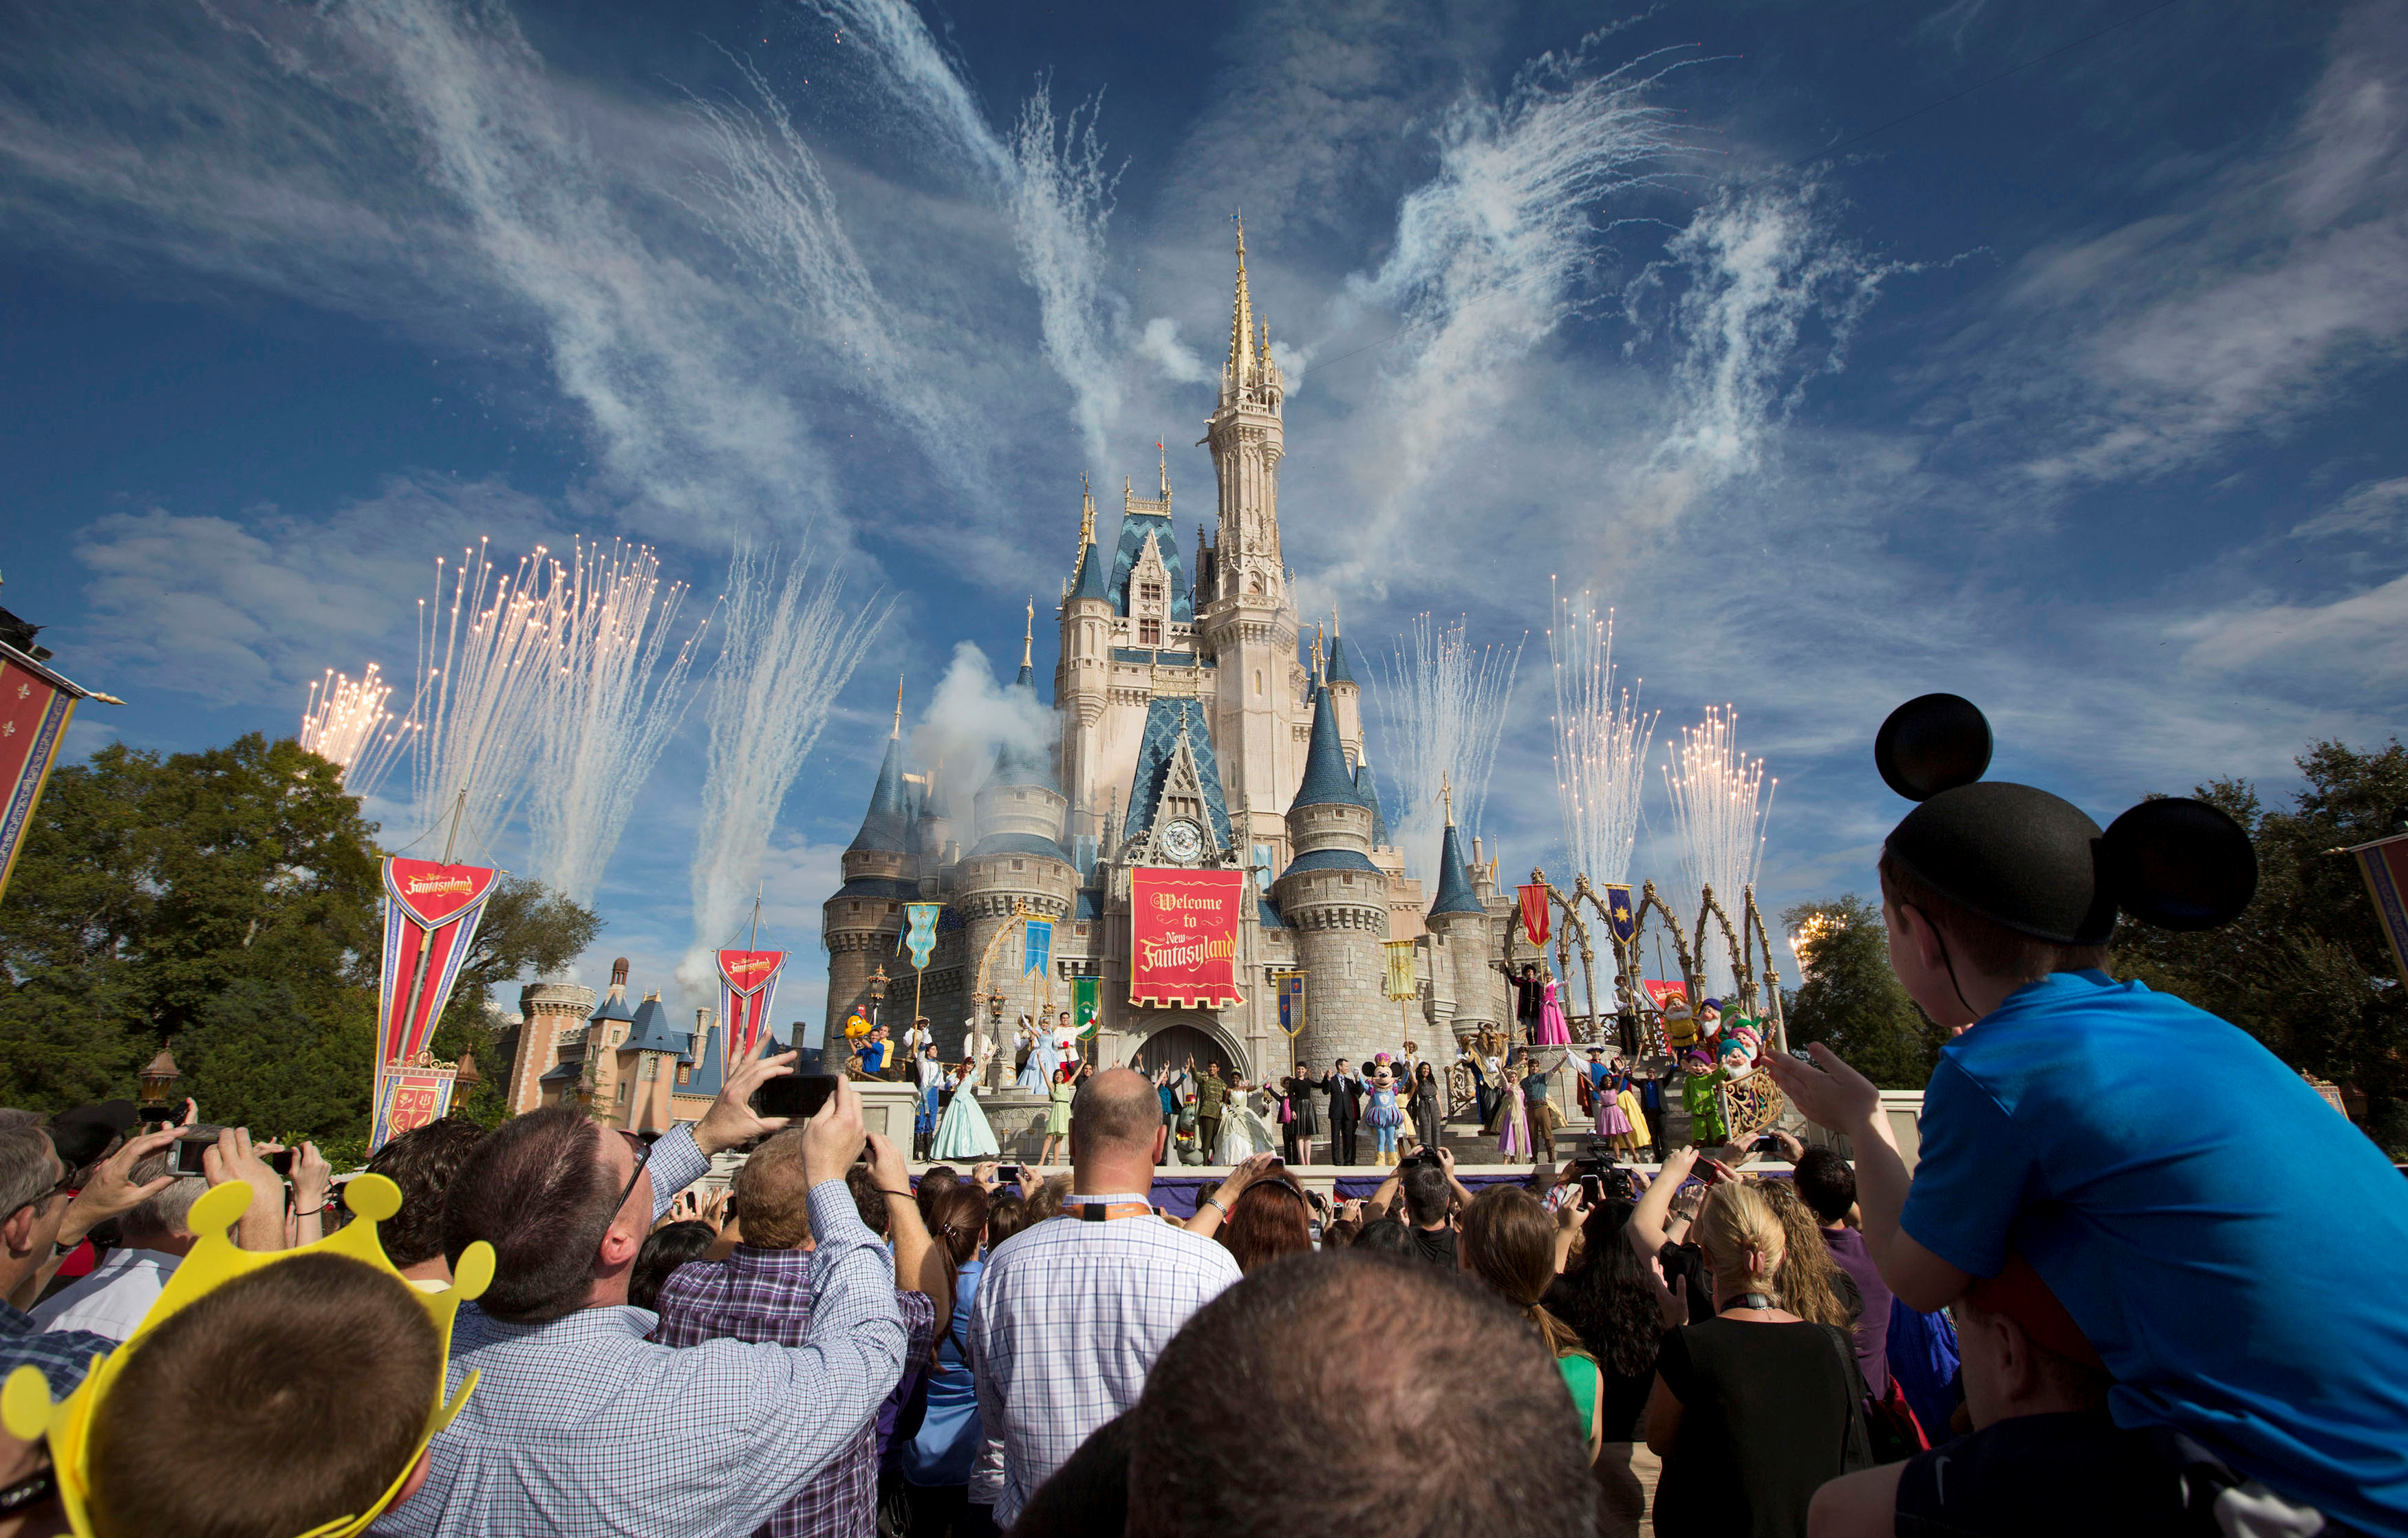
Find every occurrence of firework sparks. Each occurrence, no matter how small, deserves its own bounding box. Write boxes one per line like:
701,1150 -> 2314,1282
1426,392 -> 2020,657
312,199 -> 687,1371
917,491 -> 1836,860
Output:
1548,585 -> 1658,886
1372,613 -> 1524,882
1662,705 -> 1776,999
299,662 -> 412,799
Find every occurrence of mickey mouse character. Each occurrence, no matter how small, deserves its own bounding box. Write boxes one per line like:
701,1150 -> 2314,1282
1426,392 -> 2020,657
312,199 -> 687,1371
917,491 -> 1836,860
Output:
1780,695 -> 2408,1538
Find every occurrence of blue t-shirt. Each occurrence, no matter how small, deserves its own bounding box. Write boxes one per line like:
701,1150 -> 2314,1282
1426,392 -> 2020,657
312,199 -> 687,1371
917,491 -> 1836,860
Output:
1900,971 -> 2408,1533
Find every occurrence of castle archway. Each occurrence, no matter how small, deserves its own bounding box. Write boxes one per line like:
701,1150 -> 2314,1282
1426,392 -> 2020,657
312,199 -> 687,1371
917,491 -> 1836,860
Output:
1124,1015 -> 1251,1083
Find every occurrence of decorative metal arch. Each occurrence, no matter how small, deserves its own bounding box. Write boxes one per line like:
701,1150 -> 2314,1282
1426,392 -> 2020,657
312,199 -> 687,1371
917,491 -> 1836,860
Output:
1503,867 -> 1597,1073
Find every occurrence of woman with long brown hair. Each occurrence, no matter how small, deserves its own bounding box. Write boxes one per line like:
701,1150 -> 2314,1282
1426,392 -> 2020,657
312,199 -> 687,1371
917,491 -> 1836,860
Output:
1214,1175 -> 1315,1273
1459,1185 -> 1604,1464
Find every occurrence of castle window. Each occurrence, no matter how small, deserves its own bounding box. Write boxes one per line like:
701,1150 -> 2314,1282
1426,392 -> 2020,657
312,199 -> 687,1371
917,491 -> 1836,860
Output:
1140,581 -> 1164,605
1011,858 -> 1026,871
678,1064 -> 691,1085
1139,618 -> 1162,647
849,901 -> 861,913
616,1081 -> 630,1103
1254,669 -> 1263,695
887,902 -> 899,914
1342,873 -> 1355,885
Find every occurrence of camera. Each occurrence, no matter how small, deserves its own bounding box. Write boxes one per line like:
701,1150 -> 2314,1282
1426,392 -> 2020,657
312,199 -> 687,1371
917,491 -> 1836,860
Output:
171,1136 -> 294,1178
754,1073 -> 838,1121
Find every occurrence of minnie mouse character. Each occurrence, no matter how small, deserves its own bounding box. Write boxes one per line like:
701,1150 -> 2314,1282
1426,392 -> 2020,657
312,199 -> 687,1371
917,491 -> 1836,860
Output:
1364,1058 -> 1407,1167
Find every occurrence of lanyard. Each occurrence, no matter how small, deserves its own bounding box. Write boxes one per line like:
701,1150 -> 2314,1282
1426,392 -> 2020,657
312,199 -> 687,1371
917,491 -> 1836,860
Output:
1070,1200 -> 1154,1222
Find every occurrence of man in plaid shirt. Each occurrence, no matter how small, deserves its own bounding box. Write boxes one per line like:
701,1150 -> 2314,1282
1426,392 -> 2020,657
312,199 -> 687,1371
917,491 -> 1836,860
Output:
654,1127 -> 947,1538
376,1061 -> 906,1538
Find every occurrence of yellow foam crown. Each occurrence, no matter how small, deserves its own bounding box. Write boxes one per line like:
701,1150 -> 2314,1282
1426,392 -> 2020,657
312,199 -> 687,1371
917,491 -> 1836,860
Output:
3,1173 -> 494,1538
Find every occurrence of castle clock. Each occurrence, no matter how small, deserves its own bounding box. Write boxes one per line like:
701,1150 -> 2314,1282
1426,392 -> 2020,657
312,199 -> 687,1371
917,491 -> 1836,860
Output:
1157,817 -> 1207,865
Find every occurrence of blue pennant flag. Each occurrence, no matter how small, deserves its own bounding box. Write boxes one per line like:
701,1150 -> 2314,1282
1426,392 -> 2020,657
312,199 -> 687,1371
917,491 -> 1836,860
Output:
1024,918 -> 1053,979
902,903 -> 940,971
1603,885 -> 1637,945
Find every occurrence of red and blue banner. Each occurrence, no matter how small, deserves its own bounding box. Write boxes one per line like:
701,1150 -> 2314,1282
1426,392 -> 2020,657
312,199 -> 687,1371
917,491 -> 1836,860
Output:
374,856 -> 499,1151
717,948 -> 786,1064
2350,833 -> 2408,990
0,647 -> 89,905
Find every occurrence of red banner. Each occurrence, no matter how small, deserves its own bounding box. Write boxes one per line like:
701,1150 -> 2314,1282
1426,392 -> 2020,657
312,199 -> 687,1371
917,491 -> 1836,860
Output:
1130,867 -> 1245,1008
0,651 -> 84,904
717,949 -> 786,1063
1517,883 -> 1551,948
377,857 -> 499,1068
2351,832 -> 2408,990
1642,979 -> 1690,1012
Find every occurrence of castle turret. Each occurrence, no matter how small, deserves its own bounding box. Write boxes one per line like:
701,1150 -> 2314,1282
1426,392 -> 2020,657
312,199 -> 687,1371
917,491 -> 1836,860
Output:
1326,613 -> 1362,767
1057,479 -> 1112,834
509,973 -> 597,1115
1425,804 -> 1509,1046
1272,680 -> 1388,1070
824,695 -> 916,1041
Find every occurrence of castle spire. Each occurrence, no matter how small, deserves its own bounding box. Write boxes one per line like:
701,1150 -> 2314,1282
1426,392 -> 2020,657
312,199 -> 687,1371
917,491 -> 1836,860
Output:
1079,475 -> 1095,548
1227,213 -> 1255,391
1157,440 -> 1170,500
1021,597 -> 1034,673
892,674 -> 903,739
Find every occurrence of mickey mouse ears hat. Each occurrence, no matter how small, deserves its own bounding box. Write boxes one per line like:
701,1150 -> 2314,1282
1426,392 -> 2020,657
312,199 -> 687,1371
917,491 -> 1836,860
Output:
1877,693 -> 2257,944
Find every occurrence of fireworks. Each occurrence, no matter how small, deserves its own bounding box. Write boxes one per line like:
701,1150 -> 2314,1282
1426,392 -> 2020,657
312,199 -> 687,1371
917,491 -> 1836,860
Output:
406,540 -> 572,850
1789,909 -> 1842,982
1662,705 -> 1776,999
687,543 -> 888,968
1372,613 -> 1523,882
524,539 -> 711,907
1548,586 -> 1658,885
299,663 -> 412,799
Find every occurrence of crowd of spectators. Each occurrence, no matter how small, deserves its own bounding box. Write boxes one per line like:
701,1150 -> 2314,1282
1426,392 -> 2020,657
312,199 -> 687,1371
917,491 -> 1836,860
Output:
3,942 -> 2404,1538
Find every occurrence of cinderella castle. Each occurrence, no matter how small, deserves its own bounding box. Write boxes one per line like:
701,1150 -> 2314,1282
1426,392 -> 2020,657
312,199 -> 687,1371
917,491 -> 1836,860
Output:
824,231 -> 1516,1083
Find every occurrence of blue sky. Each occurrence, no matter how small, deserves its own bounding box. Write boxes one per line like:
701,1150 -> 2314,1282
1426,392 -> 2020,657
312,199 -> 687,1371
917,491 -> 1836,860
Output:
3,0 -> 2402,1030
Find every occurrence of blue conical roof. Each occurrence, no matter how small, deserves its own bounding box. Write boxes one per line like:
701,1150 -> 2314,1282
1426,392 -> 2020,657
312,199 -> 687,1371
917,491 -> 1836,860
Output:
1427,819 -> 1484,918
622,995 -> 691,1059
848,735 -> 910,853
1071,538 -> 1110,603
1289,684 -> 1366,813
1326,632 -> 1357,686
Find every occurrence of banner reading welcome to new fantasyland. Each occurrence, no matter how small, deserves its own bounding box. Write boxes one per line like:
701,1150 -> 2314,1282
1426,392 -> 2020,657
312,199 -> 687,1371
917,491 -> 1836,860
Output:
1130,867 -> 1244,1009
717,949 -> 786,1063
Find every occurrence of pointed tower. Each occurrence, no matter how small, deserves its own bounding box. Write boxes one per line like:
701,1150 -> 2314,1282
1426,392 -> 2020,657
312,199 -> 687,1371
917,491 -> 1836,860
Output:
1057,477 -> 1114,838
823,691 -> 918,1042
1272,682 -> 1388,1070
1326,605 -> 1362,766
1424,792 -> 1507,1046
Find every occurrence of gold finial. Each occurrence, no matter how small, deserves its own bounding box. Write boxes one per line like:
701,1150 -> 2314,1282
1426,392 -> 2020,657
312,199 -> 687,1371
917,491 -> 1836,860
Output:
1079,475 -> 1096,547
1331,601 -> 1340,638
892,674 -> 903,738
1440,772 -> 1455,827
1022,597 -> 1034,669
1157,440 -> 1170,499
1228,210 -> 1255,384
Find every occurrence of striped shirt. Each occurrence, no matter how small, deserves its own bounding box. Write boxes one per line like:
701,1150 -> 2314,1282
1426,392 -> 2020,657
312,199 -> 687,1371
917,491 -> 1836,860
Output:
967,1194 -> 1241,1526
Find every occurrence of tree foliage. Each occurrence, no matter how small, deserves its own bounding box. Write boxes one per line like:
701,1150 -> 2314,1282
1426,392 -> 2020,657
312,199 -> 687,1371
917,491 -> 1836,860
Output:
0,735 -> 599,1144
2116,740 -> 2408,1154
1780,894 -> 1946,1090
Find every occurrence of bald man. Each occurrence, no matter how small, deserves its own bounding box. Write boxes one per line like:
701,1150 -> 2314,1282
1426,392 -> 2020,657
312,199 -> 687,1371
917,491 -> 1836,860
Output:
965,1067 -> 1241,1528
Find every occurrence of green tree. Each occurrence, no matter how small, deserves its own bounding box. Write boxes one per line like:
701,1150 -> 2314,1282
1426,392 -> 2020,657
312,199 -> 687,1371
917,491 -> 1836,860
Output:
178,977 -> 376,1140
2116,741 -> 2408,1154
1781,894 -> 1944,1090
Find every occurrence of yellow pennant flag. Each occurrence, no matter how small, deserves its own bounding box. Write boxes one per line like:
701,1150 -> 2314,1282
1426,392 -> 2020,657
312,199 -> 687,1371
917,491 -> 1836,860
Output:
1384,940 -> 1418,1001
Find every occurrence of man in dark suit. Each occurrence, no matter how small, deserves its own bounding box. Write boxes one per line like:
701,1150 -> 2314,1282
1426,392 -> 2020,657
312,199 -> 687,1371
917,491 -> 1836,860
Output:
1315,1059 -> 1365,1166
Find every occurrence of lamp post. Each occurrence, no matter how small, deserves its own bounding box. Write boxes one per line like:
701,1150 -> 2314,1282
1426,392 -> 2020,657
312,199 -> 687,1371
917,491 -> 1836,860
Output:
137,1045 -> 181,1118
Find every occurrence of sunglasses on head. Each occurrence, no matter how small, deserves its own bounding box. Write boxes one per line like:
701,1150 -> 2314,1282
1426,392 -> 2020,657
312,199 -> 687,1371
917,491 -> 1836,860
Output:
610,1130 -> 649,1220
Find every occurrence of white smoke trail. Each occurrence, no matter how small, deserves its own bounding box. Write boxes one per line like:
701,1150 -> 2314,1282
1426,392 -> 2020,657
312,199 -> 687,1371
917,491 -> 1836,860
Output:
1338,46 -> 1701,555
299,662 -> 413,800
1011,86 -> 1124,471
524,540 -> 711,906
686,543 -> 889,975
1371,615 -> 1525,883
680,55 -> 982,491
1549,587 -> 1658,885
1660,706 -> 1775,1000
808,2 -> 1128,465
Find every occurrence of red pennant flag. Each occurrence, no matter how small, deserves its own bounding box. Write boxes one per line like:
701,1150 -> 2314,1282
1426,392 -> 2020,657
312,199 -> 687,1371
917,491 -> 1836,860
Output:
374,857 -> 499,1151
1517,883 -> 1551,948
717,949 -> 788,1063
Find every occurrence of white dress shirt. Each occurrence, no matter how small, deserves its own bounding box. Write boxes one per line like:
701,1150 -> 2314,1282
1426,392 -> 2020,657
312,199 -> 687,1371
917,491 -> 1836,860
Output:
967,1195 -> 1241,1526
31,1248 -> 183,1343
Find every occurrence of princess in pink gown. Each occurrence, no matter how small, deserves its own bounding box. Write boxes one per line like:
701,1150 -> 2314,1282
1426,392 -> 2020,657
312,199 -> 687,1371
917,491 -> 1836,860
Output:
1534,975 -> 1573,1047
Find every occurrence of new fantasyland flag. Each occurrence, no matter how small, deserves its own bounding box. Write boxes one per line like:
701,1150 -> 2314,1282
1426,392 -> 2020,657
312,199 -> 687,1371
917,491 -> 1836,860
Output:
2348,832 -> 2408,989
1024,918 -> 1053,979
901,903 -> 941,970
1130,867 -> 1245,1008
1601,884 -> 1638,944
1384,940 -> 1418,1001
1517,883 -> 1551,948
0,645 -> 95,905
373,857 -> 499,1151
717,949 -> 787,1063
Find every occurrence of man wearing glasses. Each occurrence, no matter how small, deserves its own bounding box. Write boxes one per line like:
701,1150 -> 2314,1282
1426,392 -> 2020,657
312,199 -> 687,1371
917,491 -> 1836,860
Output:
380,1051 -> 910,1538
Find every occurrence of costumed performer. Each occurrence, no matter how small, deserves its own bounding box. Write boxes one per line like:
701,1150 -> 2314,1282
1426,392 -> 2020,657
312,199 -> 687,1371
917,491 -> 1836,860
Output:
1659,993 -> 1699,1053
1038,1060 -> 1084,1167
853,1021 -> 890,1079
902,1015 -> 934,1061
912,1043 -> 945,1160
1613,1061 -> 1650,1161
931,1059 -> 1000,1160
1681,1048 -> 1728,1147
1214,1079 -> 1280,1164
1013,1015 -> 1048,1094
843,1011 -> 875,1077
1363,1057 -> 1407,1166
961,1014 -> 994,1089
1496,1059 -> 1534,1161
1695,997 -> 1726,1050
1410,1060 -> 1444,1154
1586,1048 -> 1635,1146
1536,973 -> 1573,1046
